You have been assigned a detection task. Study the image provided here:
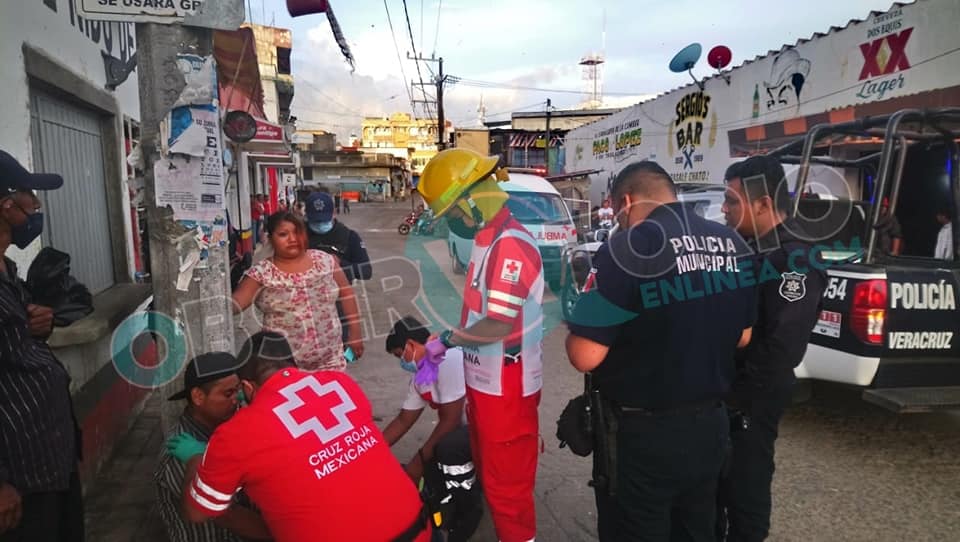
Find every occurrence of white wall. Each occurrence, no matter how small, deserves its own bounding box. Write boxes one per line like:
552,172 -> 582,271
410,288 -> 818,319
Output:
0,0 -> 140,278
565,0 -> 960,205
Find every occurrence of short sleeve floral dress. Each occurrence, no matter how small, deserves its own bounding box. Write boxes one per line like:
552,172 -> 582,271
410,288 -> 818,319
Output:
245,249 -> 345,371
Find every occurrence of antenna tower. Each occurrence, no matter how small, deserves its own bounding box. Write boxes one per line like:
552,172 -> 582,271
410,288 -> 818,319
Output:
580,11 -> 606,109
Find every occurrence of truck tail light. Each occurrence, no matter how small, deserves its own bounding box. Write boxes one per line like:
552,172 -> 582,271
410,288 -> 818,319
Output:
850,279 -> 886,345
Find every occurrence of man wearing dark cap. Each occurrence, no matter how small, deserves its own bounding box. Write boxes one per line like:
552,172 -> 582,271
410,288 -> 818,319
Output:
305,191 -> 371,282
0,150 -> 84,542
155,352 -> 270,542
305,190 -> 372,348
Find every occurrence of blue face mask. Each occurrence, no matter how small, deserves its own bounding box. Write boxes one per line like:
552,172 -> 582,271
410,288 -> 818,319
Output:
309,221 -> 334,235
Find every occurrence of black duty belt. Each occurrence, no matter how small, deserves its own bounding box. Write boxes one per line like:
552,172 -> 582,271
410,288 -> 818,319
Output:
615,399 -> 721,417
390,504 -> 429,542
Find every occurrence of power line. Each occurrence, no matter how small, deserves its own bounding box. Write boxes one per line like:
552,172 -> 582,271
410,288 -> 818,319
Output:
297,79 -> 365,116
383,0 -> 419,118
453,100 -> 545,124
402,0 -> 434,119
432,0 -> 442,57
454,77 -> 650,97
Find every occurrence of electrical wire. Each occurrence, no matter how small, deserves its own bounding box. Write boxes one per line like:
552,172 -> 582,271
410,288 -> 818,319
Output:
402,0 -> 435,119
297,79 -> 365,116
384,0 -> 419,118
432,0 -> 442,57
454,77 -> 650,97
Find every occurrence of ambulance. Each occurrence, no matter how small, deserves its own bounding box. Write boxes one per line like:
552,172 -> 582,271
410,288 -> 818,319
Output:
447,172 -> 578,293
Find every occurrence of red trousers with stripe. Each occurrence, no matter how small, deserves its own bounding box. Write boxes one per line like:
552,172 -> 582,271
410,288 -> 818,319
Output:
466,361 -> 540,542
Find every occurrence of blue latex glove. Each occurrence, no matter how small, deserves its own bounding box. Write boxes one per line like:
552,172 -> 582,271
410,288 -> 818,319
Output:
414,338 -> 449,386
166,433 -> 207,463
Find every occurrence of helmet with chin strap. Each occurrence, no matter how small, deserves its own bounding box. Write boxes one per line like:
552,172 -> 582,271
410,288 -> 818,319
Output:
418,148 -> 508,219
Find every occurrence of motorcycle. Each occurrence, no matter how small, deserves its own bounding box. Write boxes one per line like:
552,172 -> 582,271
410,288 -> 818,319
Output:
412,209 -> 435,236
397,211 -> 419,235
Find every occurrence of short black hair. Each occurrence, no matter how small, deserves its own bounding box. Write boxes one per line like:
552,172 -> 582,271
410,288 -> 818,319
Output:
385,316 -> 430,352
265,211 -> 306,236
611,161 -> 676,199
725,155 -> 791,214
237,331 -> 297,384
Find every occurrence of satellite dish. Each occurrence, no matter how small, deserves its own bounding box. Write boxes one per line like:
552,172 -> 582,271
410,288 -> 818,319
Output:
707,45 -> 732,70
669,43 -> 702,73
708,45 -> 733,85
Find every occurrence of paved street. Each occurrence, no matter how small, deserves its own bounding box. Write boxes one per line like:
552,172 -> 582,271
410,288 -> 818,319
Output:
86,201 -> 960,541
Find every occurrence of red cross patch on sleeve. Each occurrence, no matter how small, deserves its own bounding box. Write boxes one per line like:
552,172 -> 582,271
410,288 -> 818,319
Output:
500,259 -> 523,284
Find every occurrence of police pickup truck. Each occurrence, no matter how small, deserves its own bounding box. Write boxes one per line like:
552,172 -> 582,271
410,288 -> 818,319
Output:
562,109 -> 960,413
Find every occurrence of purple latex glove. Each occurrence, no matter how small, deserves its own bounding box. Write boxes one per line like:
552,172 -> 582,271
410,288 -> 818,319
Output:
414,359 -> 440,387
414,338 -> 449,386
424,338 -> 448,365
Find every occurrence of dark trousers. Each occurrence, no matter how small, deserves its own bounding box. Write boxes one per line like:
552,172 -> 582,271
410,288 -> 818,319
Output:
718,378 -> 794,542
595,404 -> 729,542
431,426 -> 483,542
0,471 -> 84,542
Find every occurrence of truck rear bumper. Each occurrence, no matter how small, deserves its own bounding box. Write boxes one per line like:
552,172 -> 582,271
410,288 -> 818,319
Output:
795,344 -> 880,386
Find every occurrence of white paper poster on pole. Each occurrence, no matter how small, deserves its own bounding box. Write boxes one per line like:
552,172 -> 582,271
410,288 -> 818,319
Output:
193,106 -> 226,223
154,157 -> 203,221
161,106 -> 225,222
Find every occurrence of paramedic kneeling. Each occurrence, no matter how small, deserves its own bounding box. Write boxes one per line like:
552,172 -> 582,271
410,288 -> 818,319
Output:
180,331 -> 430,542
565,161 -> 756,542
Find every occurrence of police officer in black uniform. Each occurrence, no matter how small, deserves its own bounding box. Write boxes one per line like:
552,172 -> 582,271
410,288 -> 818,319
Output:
566,161 -> 757,541
305,191 -> 372,282
304,190 -> 372,346
717,155 -> 827,542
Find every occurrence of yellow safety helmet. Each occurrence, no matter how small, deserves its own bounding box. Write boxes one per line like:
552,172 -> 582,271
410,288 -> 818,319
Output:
418,149 -> 505,218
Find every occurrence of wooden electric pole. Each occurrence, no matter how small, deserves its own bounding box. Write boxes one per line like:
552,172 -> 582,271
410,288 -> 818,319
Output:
410,55 -> 448,150
136,23 -> 235,433
544,98 -> 552,173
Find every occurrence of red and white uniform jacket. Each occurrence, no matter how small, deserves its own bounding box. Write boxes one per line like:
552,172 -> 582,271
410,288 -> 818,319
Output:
460,207 -> 544,397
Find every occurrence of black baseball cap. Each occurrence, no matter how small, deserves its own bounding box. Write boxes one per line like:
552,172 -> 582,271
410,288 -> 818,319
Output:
0,151 -> 64,195
385,316 -> 431,352
167,352 -> 240,401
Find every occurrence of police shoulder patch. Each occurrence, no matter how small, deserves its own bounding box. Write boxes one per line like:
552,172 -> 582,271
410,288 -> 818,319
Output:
779,271 -> 807,302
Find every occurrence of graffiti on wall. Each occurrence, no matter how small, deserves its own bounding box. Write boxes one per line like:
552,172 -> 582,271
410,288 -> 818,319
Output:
760,50 -> 811,111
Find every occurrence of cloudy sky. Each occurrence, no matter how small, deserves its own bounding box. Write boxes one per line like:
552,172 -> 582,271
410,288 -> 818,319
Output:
253,0 -> 897,141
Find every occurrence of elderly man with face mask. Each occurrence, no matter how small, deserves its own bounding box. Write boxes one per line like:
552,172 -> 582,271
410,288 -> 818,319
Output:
157,352 -> 271,542
0,151 -> 82,542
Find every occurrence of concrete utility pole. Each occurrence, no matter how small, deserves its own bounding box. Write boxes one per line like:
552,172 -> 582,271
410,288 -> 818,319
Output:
544,98 -> 552,174
136,23 -> 234,433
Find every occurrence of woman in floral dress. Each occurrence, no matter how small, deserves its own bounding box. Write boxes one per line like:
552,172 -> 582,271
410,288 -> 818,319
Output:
233,212 -> 364,371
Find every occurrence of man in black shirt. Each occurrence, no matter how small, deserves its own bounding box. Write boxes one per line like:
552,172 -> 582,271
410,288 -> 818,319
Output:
0,151 -> 82,542
566,161 -> 755,541
718,155 -> 827,542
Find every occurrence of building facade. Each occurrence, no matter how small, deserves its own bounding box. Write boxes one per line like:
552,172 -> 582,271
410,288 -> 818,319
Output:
566,0 -> 960,204
0,0 -> 153,489
361,113 -> 451,174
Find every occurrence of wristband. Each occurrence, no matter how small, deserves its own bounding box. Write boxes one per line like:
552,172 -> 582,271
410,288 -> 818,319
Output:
439,329 -> 455,348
